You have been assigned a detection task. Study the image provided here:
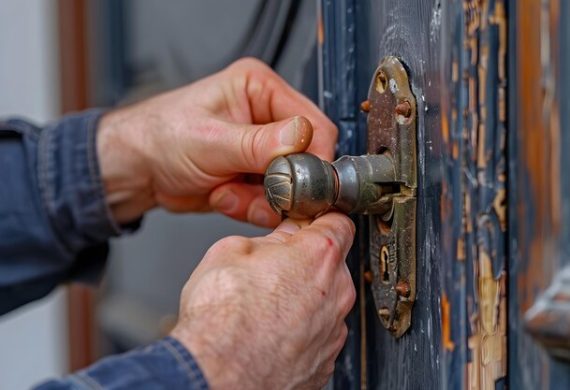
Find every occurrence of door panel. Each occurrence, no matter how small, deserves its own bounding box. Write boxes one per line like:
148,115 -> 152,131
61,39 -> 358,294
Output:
509,0 -> 570,388
318,1 -> 570,388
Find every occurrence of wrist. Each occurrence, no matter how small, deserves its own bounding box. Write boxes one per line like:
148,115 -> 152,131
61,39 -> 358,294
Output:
171,306 -> 256,389
96,107 -> 156,224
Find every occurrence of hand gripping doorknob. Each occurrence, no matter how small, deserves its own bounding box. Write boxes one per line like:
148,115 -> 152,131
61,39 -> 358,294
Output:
263,153 -> 397,219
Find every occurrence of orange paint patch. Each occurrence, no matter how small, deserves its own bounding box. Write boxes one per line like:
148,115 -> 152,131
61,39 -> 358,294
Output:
441,293 -> 455,351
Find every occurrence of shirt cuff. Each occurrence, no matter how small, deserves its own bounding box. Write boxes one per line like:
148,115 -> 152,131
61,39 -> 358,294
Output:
35,336 -> 209,390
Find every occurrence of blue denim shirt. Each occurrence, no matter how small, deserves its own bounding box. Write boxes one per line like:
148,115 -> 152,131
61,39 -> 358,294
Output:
0,110 -> 208,389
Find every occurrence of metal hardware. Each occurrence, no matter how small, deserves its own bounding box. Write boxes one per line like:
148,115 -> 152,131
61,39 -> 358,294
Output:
366,56 -> 417,338
264,153 -> 395,219
263,55 -> 417,338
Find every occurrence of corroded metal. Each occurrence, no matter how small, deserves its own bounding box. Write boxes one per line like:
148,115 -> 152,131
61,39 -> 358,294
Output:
367,56 -> 417,338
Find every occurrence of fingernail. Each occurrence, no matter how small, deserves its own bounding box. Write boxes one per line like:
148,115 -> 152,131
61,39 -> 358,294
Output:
213,191 -> 238,212
279,117 -> 311,147
279,118 -> 299,146
249,208 -> 270,226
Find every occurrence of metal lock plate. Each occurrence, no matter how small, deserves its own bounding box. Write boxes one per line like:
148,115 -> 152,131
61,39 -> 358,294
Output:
366,56 -> 417,338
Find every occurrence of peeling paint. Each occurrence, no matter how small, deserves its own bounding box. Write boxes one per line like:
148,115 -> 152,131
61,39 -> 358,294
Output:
441,293 -> 455,351
461,0 -> 508,388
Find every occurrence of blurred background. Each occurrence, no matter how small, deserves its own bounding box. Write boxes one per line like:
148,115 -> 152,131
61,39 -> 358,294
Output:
0,0 -> 318,387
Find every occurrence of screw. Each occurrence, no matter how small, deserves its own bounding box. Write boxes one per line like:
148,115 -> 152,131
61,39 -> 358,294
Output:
378,307 -> 391,320
364,270 -> 373,283
395,100 -> 412,118
360,99 -> 370,112
395,281 -> 411,297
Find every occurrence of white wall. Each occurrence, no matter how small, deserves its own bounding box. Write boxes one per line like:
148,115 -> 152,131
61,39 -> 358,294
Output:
0,0 -> 69,388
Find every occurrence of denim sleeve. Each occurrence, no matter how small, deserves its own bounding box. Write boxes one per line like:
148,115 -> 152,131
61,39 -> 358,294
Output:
0,110 -> 123,314
35,336 -> 209,390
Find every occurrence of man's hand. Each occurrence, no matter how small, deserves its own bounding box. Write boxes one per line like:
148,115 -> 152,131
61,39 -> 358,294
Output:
171,213 -> 356,389
97,58 -> 337,227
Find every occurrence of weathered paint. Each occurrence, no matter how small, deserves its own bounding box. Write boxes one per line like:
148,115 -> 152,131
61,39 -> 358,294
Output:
441,293 -> 455,351
359,1 -> 443,388
461,1 -> 508,389
324,0 -> 570,388
439,1 -> 509,388
319,1 -> 362,388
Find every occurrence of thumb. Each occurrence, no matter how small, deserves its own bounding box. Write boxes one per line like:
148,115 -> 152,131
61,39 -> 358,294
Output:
215,116 -> 313,174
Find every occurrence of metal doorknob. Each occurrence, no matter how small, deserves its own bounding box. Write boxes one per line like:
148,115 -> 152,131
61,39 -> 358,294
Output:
264,152 -> 396,219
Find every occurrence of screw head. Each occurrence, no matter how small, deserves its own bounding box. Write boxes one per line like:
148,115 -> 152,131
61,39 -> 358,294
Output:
395,281 -> 411,298
395,100 -> 412,118
360,99 -> 371,112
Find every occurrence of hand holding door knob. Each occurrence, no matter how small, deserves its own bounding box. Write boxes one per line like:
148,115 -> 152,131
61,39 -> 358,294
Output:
264,152 -> 397,219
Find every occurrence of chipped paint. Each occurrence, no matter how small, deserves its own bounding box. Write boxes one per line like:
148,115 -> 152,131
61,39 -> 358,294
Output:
460,0 -> 508,388
467,252 -> 507,389
441,293 -> 455,351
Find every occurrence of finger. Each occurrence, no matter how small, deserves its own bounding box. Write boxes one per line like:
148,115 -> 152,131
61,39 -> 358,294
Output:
155,193 -> 212,213
210,183 -> 281,228
205,116 -> 313,176
333,262 -> 357,317
325,323 -> 349,361
227,58 -> 338,161
264,218 -> 313,243
291,212 -> 356,265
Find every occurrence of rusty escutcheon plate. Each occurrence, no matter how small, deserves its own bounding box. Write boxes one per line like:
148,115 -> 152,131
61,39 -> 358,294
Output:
367,56 -> 417,338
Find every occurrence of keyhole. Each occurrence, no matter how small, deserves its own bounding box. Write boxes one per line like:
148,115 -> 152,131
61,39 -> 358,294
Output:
380,245 -> 390,283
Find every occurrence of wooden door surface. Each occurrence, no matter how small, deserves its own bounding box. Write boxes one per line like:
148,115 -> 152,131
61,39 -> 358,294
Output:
320,1 -> 570,388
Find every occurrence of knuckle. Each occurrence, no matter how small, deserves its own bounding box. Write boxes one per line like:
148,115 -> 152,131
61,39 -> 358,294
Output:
241,125 -> 266,169
336,214 -> 356,238
345,279 -> 357,312
213,235 -> 253,255
232,57 -> 269,71
325,361 -> 337,377
340,323 -> 349,342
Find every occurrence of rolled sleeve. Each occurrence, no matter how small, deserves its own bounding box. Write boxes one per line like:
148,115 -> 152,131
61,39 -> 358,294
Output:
0,110 -> 133,314
36,109 -> 121,254
35,337 -> 209,390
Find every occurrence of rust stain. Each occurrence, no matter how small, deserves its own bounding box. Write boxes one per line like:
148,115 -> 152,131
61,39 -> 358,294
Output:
441,293 -> 455,351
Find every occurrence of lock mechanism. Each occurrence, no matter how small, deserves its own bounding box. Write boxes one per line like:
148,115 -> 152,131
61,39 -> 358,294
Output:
263,56 -> 417,337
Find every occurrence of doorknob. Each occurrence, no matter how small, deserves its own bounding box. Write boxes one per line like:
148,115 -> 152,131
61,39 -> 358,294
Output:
264,153 -> 396,219
264,56 -> 418,338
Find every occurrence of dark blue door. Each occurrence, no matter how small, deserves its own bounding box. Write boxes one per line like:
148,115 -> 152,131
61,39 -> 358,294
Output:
320,1 -> 570,388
